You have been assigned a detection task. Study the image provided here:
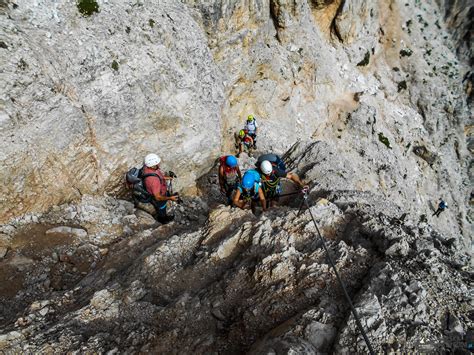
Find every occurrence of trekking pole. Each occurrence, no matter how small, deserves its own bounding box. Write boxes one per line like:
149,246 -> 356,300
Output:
167,171 -> 183,204
301,188 -> 375,355
168,179 -> 174,195
296,186 -> 309,216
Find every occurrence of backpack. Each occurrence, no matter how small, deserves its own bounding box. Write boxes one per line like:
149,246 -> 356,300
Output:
125,167 -> 161,203
219,156 -> 239,185
256,154 -> 286,172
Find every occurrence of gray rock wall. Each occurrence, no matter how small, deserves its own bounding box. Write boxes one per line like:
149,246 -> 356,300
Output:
0,0 -> 471,240
1,0 -> 224,221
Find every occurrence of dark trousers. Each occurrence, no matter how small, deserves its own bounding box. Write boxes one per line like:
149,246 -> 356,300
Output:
432,208 -> 444,217
150,198 -> 167,218
224,183 -> 238,205
249,133 -> 257,145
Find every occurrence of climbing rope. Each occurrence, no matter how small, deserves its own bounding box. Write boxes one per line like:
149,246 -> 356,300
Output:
300,188 -> 375,355
264,190 -> 301,201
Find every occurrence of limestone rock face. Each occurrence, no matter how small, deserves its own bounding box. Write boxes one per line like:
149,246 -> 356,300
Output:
0,0 -> 224,221
0,0 -> 471,230
0,182 -> 470,353
0,1 -> 472,352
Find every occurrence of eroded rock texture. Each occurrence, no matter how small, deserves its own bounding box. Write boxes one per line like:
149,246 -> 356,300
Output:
0,0 -> 472,353
1,0 -> 225,220
0,142 -> 471,353
1,0 -> 471,228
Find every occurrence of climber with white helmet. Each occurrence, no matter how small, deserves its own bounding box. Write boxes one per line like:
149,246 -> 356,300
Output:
232,169 -> 266,212
256,153 -> 304,207
244,114 -> 258,149
142,153 -> 179,224
218,155 -> 242,205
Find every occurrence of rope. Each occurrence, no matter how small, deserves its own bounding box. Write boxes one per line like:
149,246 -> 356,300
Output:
301,191 -> 375,355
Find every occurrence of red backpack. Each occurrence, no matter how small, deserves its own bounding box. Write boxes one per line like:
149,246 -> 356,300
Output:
219,156 -> 238,175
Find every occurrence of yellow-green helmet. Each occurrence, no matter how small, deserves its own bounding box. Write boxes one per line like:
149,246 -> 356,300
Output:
239,129 -> 245,138
247,114 -> 254,122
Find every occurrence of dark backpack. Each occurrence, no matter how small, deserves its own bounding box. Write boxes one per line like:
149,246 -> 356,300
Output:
125,167 -> 160,203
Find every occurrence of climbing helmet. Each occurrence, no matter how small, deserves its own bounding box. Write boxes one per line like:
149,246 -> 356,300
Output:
242,173 -> 255,190
226,155 -> 238,168
144,153 -> 161,167
260,160 -> 273,175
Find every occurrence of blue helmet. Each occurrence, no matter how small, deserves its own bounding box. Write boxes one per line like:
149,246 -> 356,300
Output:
242,172 -> 255,190
226,155 -> 238,168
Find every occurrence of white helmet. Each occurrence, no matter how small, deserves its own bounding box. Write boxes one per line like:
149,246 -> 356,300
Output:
144,153 -> 161,167
260,160 -> 273,175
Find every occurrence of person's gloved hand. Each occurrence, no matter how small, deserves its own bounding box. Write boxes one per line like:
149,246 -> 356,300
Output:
172,192 -> 183,204
169,195 -> 179,202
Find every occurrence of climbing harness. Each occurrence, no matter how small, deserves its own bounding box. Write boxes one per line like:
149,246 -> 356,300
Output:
261,174 -> 281,196
299,188 -> 375,355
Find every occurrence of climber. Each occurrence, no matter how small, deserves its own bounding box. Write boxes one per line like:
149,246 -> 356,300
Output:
218,155 -> 242,205
256,153 -> 305,207
142,153 -> 179,224
244,114 -> 258,148
236,129 -> 254,157
432,200 -> 448,217
232,169 -> 266,212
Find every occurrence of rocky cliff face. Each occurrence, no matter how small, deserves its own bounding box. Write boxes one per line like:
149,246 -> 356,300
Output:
1,0 -> 471,228
0,145 -> 471,353
1,0 -> 225,221
0,0 -> 472,353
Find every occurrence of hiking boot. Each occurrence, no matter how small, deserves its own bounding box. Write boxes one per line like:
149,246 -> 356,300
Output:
157,214 -> 175,224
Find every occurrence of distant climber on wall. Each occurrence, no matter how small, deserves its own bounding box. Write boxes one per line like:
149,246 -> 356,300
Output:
140,153 -> 179,224
256,153 -> 305,207
244,114 -> 258,148
432,199 -> 448,217
218,155 -> 242,205
233,169 -> 266,213
236,129 -> 254,157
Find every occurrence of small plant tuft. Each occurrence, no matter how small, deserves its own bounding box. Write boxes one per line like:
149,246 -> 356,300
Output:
397,80 -> 407,92
357,51 -> 370,67
77,0 -> 99,16
400,48 -> 413,57
18,58 -> 28,70
378,132 -> 392,149
149,19 -> 155,28
111,60 -> 119,71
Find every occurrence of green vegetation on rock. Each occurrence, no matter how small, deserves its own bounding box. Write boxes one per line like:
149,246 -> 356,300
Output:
77,0 -> 99,17
378,132 -> 392,149
398,80 -> 407,92
400,48 -> 413,57
357,51 -> 370,66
